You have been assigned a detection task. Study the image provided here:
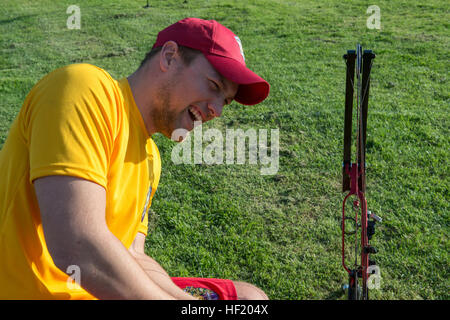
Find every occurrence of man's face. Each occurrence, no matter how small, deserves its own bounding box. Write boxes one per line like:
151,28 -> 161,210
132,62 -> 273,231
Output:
153,52 -> 239,140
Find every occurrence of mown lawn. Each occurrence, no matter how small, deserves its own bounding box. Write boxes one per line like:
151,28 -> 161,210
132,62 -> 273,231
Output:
0,0 -> 448,299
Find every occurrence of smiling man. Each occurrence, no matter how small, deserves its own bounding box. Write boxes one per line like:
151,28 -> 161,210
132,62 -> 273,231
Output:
0,18 -> 269,300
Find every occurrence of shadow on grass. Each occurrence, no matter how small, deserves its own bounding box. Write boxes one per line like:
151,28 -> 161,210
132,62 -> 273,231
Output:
0,14 -> 38,25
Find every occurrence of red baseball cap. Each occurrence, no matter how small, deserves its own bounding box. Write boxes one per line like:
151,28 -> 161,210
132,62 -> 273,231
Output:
152,18 -> 270,105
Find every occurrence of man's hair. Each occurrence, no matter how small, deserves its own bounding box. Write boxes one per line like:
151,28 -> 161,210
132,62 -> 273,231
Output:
139,45 -> 202,69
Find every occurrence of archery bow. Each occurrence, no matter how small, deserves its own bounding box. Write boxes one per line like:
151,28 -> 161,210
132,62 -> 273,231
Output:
341,44 -> 380,300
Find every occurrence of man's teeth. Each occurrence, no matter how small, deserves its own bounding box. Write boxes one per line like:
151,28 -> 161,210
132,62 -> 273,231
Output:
189,106 -> 202,122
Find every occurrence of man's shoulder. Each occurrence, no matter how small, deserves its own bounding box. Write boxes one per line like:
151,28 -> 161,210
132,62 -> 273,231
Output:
48,63 -> 116,86
26,63 -> 124,129
32,63 -> 122,106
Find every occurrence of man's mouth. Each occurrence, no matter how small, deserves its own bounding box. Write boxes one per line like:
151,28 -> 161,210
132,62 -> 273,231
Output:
188,105 -> 203,123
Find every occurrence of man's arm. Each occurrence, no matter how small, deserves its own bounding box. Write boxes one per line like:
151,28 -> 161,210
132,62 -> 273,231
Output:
34,175 -> 175,300
129,232 -> 197,300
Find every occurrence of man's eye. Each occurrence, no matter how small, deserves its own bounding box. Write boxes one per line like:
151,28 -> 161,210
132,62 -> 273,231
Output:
210,80 -> 220,90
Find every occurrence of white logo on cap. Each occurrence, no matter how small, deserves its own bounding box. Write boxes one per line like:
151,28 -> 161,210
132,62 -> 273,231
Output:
234,36 -> 245,62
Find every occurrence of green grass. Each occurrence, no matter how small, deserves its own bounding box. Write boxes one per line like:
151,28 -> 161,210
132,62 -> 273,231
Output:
1,0 -> 448,299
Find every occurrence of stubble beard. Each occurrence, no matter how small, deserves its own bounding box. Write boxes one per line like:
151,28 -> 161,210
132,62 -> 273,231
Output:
149,74 -> 180,139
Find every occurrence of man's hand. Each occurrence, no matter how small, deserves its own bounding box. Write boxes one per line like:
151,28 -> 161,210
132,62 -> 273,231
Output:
34,175 -> 175,300
129,232 -> 197,300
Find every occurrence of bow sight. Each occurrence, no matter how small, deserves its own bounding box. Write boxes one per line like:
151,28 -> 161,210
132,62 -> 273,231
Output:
341,44 -> 380,300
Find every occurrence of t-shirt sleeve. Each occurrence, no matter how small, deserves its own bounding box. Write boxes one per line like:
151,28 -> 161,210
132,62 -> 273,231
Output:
25,64 -> 121,189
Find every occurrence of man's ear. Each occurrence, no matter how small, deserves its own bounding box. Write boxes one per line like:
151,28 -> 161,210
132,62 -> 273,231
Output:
159,41 -> 180,72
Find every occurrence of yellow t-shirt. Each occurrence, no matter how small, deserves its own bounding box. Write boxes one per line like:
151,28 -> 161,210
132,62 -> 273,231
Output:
0,64 -> 161,299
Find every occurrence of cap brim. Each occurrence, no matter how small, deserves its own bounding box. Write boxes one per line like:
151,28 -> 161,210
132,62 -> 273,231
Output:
204,54 -> 270,106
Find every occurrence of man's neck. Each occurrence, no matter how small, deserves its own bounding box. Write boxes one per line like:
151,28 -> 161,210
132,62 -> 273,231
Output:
127,67 -> 157,136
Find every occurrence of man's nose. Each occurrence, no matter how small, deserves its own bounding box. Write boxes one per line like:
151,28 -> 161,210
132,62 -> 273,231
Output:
207,102 -> 223,119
